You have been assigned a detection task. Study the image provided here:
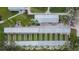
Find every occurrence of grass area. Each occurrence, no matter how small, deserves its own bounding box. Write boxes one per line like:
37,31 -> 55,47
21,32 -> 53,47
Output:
0,7 -> 17,20
0,7 -> 33,27
0,7 -> 34,42
50,7 -> 66,13
0,7 -> 18,40
30,7 -> 48,13
0,24 -> 4,41
10,14 -> 34,26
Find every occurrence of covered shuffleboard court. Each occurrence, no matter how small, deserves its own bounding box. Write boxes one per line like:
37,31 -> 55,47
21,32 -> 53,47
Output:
4,24 -> 70,46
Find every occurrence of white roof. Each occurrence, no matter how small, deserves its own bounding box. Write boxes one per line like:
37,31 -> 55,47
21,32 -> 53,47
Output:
8,7 -> 27,11
4,24 -> 70,34
35,15 -> 59,23
15,41 -> 67,46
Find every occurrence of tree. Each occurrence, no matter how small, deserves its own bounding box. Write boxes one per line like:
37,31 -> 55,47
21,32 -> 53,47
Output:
70,29 -> 77,50
0,24 -> 5,50
59,15 -> 69,25
31,19 -> 40,26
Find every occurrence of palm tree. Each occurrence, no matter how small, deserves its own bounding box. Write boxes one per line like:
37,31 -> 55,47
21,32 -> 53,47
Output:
60,15 -> 69,25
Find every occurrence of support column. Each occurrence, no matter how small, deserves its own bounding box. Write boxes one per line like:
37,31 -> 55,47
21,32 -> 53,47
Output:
7,34 -> 11,41
63,34 -> 65,41
40,34 -> 43,41
16,34 -> 18,41
55,34 -> 58,40
13,34 -> 16,41
22,34 -> 24,41
60,34 -> 63,40
52,34 -> 54,40
26,34 -> 28,41
37,34 -> 39,41
48,34 -> 49,41
50,33 -> 52,41
66,35 -> 69,48
24,34 -> 26,41
31,34 -> 33,41
45,33 -> 47,41
35,33 -> 37,41
18,34 -> 21,41
58,34 -> 60,41
28,34 -> 30,41
34,33 -> 36,41
30,34 -> 32,41
7,34 -> 11,45
65,34 -> 66,41
65,34 -> 69,44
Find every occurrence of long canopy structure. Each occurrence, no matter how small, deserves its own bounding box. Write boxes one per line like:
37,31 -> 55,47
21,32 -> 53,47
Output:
34,15 -> 59,23
4,24 -> 70,34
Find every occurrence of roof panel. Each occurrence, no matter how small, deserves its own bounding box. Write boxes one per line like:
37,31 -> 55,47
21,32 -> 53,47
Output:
35,15 -> 59,23
4,25 -> 70,34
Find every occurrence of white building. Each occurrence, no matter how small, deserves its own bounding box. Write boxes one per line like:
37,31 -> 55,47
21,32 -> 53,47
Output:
8,7 -> 27,11
34,15 -> 59,23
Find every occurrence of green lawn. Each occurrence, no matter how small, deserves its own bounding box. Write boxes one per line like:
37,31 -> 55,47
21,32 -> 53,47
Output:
0,7 -> 17,20
0,7 -> 18,41
0,7 -> 33,27
50,7 -> 66,13
0,7 -> 33,41
30,7 -> 48,13
0,24 -> 4,41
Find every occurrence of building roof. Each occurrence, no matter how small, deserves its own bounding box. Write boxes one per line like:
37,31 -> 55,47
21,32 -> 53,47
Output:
8,7 -> 27,11
34,15 -> 59,23
4,24 -> 70,34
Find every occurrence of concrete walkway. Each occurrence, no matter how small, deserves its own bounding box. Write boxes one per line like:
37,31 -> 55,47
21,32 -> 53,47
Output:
8,10 -> 25,20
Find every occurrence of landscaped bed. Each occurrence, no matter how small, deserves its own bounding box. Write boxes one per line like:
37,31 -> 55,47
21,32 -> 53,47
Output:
30,7 -> 48,13
50,7 -> 66,13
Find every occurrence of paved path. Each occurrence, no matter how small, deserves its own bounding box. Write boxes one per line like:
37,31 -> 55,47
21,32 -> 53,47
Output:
8,10 -> 25,20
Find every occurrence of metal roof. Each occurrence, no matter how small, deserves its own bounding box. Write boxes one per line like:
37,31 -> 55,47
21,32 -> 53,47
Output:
35,15 -> 59,23
4,24 -> 70,34
8,7 -> 27,11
